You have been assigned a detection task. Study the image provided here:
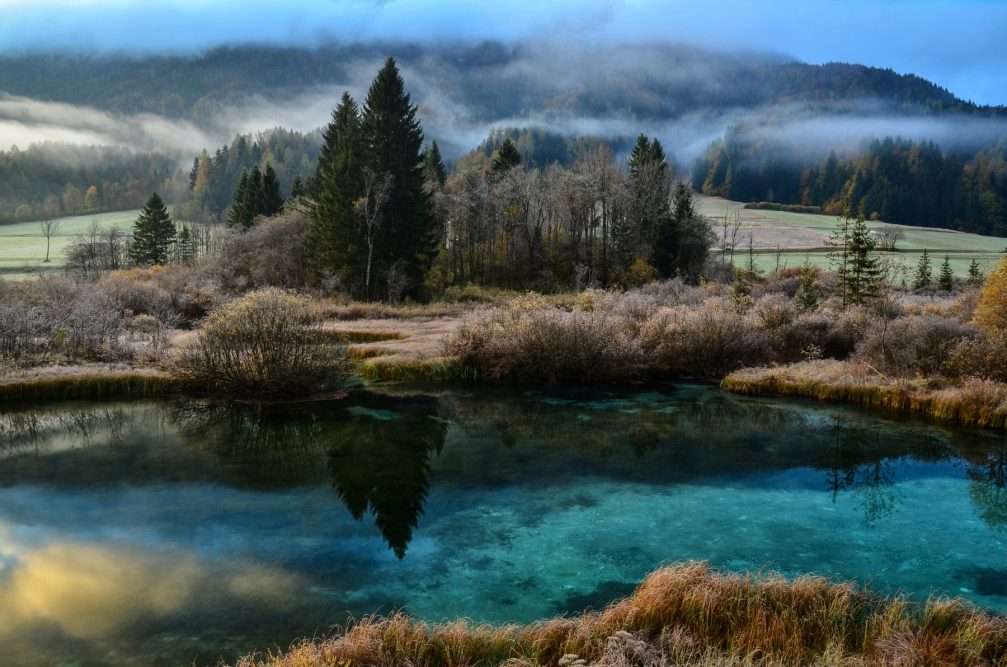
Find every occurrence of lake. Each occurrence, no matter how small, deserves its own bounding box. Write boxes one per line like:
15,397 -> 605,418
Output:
0,384 -> 1005,665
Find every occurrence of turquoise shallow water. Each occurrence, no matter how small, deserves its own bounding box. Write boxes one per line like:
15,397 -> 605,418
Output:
0,384 -> 1005,665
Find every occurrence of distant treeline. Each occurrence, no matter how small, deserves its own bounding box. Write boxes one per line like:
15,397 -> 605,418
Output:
693,133 -> 1007,236
177,128 -> 320,221
0,143 -> 185,223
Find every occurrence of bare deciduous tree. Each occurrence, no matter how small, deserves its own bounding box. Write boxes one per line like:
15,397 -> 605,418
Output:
354,169 -> 394,300
39,218 -> 61,263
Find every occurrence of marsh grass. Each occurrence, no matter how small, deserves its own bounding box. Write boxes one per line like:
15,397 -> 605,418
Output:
724,361 -> 1007,430
234,562 -> 1007,667
0,369 -> 176,401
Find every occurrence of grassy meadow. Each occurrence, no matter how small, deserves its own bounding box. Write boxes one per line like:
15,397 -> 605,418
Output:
0,209 -> 140,279
697,194 -> 1007,275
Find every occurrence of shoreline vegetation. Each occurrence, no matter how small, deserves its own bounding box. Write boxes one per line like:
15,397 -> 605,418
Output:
233,562 -> 1007,667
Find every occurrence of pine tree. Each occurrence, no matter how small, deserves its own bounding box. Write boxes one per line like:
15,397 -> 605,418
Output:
290,175 -> 306,200
914,248 -> 932,289
491,138 -> 522,175
314,92 -> 366,288
627,134 -> 671,262
794,263 -> 820,312
360,57 -> 438,299
261,163 -> 285,216
422,140 -> 447,187
130,193 -> 175,265
968,258 -> 984,287
939,255 -> 954,291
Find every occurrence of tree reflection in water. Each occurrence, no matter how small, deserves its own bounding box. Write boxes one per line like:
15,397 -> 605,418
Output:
968,442 -> 1007,529
173,395 -> 447,558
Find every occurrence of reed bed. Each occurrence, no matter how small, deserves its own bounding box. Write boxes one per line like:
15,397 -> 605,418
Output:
234,562 -> 1007,667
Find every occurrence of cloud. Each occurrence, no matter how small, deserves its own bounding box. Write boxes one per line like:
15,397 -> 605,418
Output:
0,0 -> 1004,104
0,93 -> 213,155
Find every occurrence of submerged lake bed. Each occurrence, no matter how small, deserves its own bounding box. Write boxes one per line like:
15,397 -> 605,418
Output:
0,384 -> 1005,665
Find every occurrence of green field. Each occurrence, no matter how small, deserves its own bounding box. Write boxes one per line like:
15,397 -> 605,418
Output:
0,209 -> 140,279
696,195 -> 1007,277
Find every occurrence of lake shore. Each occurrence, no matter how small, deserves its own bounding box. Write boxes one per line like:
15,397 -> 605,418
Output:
232,561 -> 1007,667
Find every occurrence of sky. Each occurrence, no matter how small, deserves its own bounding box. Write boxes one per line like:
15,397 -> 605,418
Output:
0,0 -> 1005,105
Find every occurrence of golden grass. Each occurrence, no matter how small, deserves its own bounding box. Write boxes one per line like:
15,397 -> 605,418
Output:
234,562 -> 1007,667
723,361 -> 1007,430
0,368 -> 177,401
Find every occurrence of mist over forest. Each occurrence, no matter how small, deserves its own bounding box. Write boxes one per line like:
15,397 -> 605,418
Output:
1,32 -> 1007,232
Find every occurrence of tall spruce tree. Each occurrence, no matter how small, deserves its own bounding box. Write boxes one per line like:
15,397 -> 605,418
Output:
130,193 -> 175,265
227,170 -> 251,227
247,167 -> 265,221
360,57 -> 438,299
261,163 -> 285,216
627,134 -> 670,261
314,92 -> 366,289
914,248 -> 932,289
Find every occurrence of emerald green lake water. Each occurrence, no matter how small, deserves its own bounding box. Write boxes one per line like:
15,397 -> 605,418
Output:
0,384 -> 1005,665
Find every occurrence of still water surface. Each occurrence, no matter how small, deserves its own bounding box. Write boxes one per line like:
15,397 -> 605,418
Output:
0,384 -> 1005,665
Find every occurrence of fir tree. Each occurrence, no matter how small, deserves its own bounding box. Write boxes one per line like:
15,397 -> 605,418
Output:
246,166 -> 265,222
939,255 -> 954,291
314,92 -> 366,288
794,263 -> 820,312
827,215 -> 853,307
845,217 -> 883,304
360,57 -> 438,299
422,140 -> 447,188
914,248 -> 932,289
130,193 -> 175,265
261,163 -> 285,216
627,134 -> 670,262
968,258 -> 984,287
290,175 -> 306,200
491,138 -> 522,175
227,170 -> 251,227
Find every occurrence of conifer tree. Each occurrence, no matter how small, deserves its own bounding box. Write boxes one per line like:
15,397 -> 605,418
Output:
314,92 -> 366,288
290,176 -> 306,200
968,258 -> 984,287
177,225 -> 195,264
627,134 -> 670,262
491,138 -> 522,175
794,263 -> 820,312
422,140 -> 447,188
939,255 -> 954,291
360,57 -> 438,299
130,193 -> 175,265
914,248 -> 932,289
247,166 -> 265,222
845,217 -> 883,304
261,163 -> 285,216
227,170 -> 251,227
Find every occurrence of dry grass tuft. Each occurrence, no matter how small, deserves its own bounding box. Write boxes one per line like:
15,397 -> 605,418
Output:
233,562 -> 1007,667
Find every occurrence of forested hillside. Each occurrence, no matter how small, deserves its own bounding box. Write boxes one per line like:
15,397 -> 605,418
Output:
0,143 -> 185,223
693,133 -> 1007,235
0,42 -> 999,126
178,128 -> 320,220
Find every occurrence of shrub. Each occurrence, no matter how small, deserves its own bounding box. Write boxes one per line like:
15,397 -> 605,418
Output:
947,332 -> 1007,382
856,314 -> 976,376
974,257 -> 1007,333
212,210 -> 314,292
447,307 -> 642,383
174,289 -> 342,397
640,300 -> 771,377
